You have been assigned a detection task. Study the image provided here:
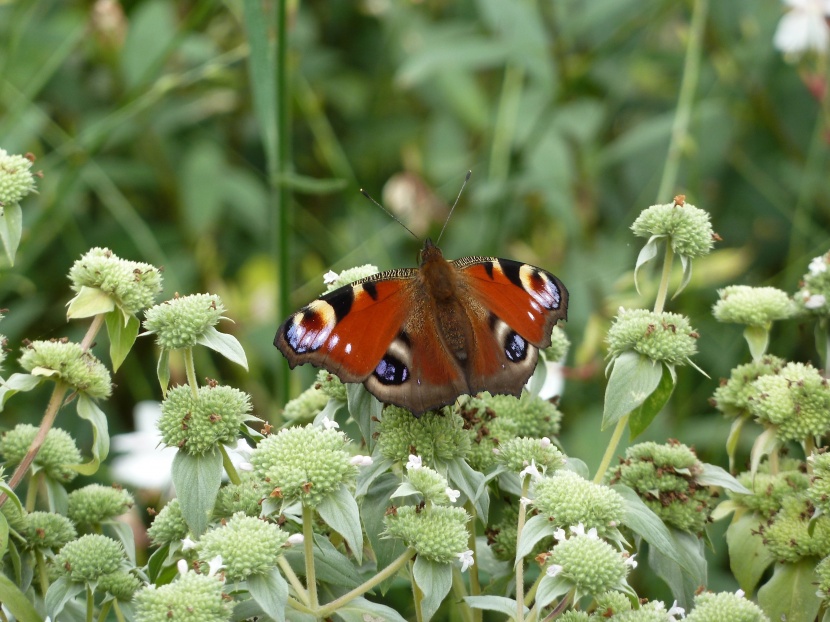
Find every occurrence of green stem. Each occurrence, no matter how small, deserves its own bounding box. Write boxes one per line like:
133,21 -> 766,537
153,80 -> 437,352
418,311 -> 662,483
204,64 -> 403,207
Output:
278,555 -> 309,606
97,601 -> 112,622
184,347 -> 199,400
654,243 -> 675,314
218,444 -> 241,485
34,548 -> 49,596
515,475 -> 531,622
411,559 -> 424,622
302,504 -> 319,610
805,436 -> 816,469
86,584 -> 94,622
451,566 -> 474,622
24,471 -> 41,512
464,501 -> 482,622
593,413 -> 629,484
112,601 -> 127,622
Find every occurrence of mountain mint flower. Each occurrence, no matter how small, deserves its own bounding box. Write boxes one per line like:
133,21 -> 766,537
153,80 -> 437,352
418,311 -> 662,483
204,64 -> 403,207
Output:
458,549 -> 474,572
0,148 -> 37,206
214,472 -> 266,518
490,503 -> 554,562
607,308 -> 698,366
56,535 -> 127,583
134,570 -> 231,622
406,454 -> 422,470
762,495 -> 830,562
19,339 -> 112,398
324,264 -> 379,291
24,512 -> 77,551
67,484 -> 134,526
496,436 -> 566,474
404,465 -> 455,505
809,452 -> 830,514
730,464 -> 809,518
712,285 -> 794,326
350,455 -> 373,467
685,590 -> 769,622
283,384 -> 329,422
459,401 -> 520,471
98,571 -> 143,601
532,470 -> 625,538
251,423 -> 357,507
384,505 -> 469,564
558,613 -> 590,622
462,393 -> 562,440
593,590 -> 633,616
147,499 -> 189,546
158,384 -> 251,455
774,0 -> 830,57
321,415 -> 338,430
316,369 -> 347,401
711,355 -> 785,417
817,554 -> 830,600
198,512 -> 289,581
632,197 -> 714,258
796,250 -> 830,316
143,293 -> 225,350
0,424 -> 81,482
377,407 -> 470,466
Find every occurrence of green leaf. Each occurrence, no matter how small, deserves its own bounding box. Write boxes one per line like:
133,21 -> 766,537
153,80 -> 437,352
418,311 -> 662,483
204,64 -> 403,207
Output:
648,528 -> 706,609
247,567 -> 287,622
44,475 -> 69,514
66,286 -> 115,320
71,394 -> 110,476
743,324 -> 770,361
602,352 -> 664,430
346,383 -> 382,452
316,483 -> 364,565
464,595 -> 527,617
750,427 -> 780,477
157,349 -> 170,396
105,310 -> 140,372
633,235 -> 661,295
0,512 -> 9,562
360,473 -> 406,593
726,512 -> 774,595
390,482 -> 420,499
0,571 -> 41,622
105,520 -> 136,564
355,454 -> 393,498
628,361 -> 675,438
726,415 -> 748,473
45,575 -> 84,620
758,558 -> 821,622
171,449 -> 223,536
447,457 -> 489,522
515,514 -> 556,565
535,572 -> 571,611
304,534 -> 362,588
413,556 -> 453,622
147,543 -> 170,583
241,0 -> 277,165
0,373 -> 41,411
697,462 -> 750,494
197,325 -> 248,370
674,253 -> 693,299
276,172 -> 348,194
0,202 -> 22,266
332,597 -> 408,622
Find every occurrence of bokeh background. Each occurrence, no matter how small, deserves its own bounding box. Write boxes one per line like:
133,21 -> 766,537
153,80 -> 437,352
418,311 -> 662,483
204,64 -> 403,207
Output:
1,0 -> 828,600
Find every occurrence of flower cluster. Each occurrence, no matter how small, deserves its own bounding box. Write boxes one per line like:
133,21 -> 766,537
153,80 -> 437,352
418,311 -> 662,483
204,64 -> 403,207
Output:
685,590 -> 768,622
761,495 -> 830,562
376,407 -> 470,466
198,512 -> 289,581
143,293 -> 225,350
0,424 -> 81,483
607,309 -> 698,367
323,264 -> 379,291
19,339 -> 112,399
401,461 -> 460,506
67,484 -> 134,526
214,471 -> 267,518
710,355 -> 785,417
712,285 -> 794,327
543,325 -> 571,362
631,198 -> 714,259
134,570 -> 231,622
809,452 -> 830,514
729,460 -> 809,518
532,470 -> 625,538
495,436 -> 565,474
384,504 -> 470,564
56,534 -> 127,583
315,369 -> 347,401
796,250 -> 830,315
24,512 -> 77,551
282,385 -> 329,421
0,148 -> 37,207
146,499 -> 188,546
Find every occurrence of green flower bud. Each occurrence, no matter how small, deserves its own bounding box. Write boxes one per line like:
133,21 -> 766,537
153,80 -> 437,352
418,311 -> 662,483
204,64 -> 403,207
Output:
315,370 -> 347,401
543,326 -> 571,362
459,398 -> 520,471
809,452 -> 830,514
24,511 -> 77,551
685,591 -> 769,622
747,362 -> 830,441
795,251 -> 830,316
1,498 -> 26,532
496,437 -> 566,474
143,293 -> 225,350
405,465 -> 455,506
712,286 -> 794,327
490,502 -> 553,562
462,393 -> 562,440
631,199 -> 714,258
158,384 -> 251,455
609,441 -> 714,535
68,248 -> 163,315
730,466 -> 809,518
384,505 -> 469,564
56,534 -> 126,583
594,590 -> 633,616
533,470 -> 625,537
198,512 -> 289,581
547,528 -> 629,597
282,385 -> 329,422
0,424 -> 81,483
134,571 -> 231,622
711,355 -> 785,417
613,601 -> 682,621
19,339 -> 112,399
215,472 -> 266,519
97,571 -> 143,601
68,484 -> 134,526
817,554 -> 830,601
607,309 -> 698,366
147,499 -> 188,546
377,407 -> 470,467
762,495 -> 830,562
0,149 -> 37,206
324,265 -> 379,291
558,613 -> 590,622
251,423 -> 357,507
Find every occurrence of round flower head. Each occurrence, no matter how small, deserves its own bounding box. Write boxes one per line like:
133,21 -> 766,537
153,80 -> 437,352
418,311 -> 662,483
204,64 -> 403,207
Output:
609,441 -> 714,535
134,570 -> 231,622
198,512 -> 289,581
632,197 -> 714,258
147,499 -> 188,546
558,613 -> 590,622
711,355 -> 785,417
496,437 -> 566,474
158,384 -> 251,455
376,407 -> 470,466
384,504 -> 469,564
747,361 -> 830,441
214,472 -> 266,519
251,423 -> 357,507
458,397 -> 520,471
0,424 -> 81,483
712,285 -> 794,327
98,571 -> 143,601
809,452 -> 830,514
685,590 -> 769,622
762,495 -> 830,562
324,264 -> 379,292
817,554 -> 830,601
56,534 -> 126,583
0,148 -> 37,206
490,502 -> 554,562
546,526 -> 630,598
795,250 -> 830,316
19,339 -> 112,399
315,370 -> 347,401
462,393 -> 562,440
594,590 -> 634,616
543,325 -> 571,363
143,293 -> 225,350
613,601 -> 683,622
533,470 -> 625,538
607,309 -> 698,367
24,511 -> 77,551
68,484 -> 134,526
403,465 -> 456,506
282,384 -> 329,422
730,465 -> 809,518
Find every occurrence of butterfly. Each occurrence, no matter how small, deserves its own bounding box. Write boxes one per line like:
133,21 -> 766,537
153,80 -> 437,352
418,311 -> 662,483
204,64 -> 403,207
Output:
274,237 -> 569,415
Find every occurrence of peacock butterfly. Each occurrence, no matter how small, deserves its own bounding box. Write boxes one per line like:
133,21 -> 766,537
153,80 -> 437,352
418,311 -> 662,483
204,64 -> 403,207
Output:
274,179 -> 569,415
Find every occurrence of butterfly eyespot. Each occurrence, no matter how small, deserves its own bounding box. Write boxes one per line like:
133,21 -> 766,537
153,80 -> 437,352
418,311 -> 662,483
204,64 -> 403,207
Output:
374,353 -> 410,385
504,331 -> 528,362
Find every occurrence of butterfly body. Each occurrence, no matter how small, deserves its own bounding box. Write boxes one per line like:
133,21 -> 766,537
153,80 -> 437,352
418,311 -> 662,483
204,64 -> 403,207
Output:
275,238 -> 568,415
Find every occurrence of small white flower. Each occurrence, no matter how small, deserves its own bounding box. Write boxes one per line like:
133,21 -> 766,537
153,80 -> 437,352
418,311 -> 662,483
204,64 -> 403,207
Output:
520,460 -> 542,480
735,589 -> 746,598
238,461 -> 254,472
287,533 -> 305,546
350,455 -> 373,467
492,448 -> 501,455
457,549 -> 474,572
445,487 -> 461,503
568,523 -> 595,538
668,599 -> 686,620
540,437 -> 551,448
323,270 -> 339,285
586,527 -> 599,540
321,416 -> 339,430
818,589 -> 826,598
774,0 -> 830,57
806,294 -> 827,309
553,527 -> 567,542
520,496 -> 532,508
810,255 -> 829,275
608,520 -> 618,527
177,559 -> 189,576
406,454 -> 423,470
181,537 -> 197,551
624,553 -> 638,569
545,563 -> 563,578
207,555 -> 225,578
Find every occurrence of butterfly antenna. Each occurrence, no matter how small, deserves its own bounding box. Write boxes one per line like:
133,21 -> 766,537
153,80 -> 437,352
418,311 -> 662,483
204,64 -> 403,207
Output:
436,170 -> 472,245
360,188 -> 420,242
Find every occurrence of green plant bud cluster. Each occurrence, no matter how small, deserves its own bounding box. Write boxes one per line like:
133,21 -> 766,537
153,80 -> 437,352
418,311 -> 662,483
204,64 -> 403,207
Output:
747,362 -> 830,441
98,570 -> 143,601
384,504 -> 469,564
533,470 -> 625,537
316,370 -> 347,401
711,355 -> 785,416
377,406 -> 470,466
68,247 -> 163,315
607,309 -> 698,366
543,325 -> 571,362
56,534 -> 126,583
685,591 -> 769,622
158,384 -> 251,455
24,511 -> 77,551
325,264 -> 379,291
548,533 -> 628,596
19,339 -> 112,399
712,285 -> 794,326
593,590 -> 633,616
631,199 -> 714,258
215,472 -> 266,518
0,148 -> 37,206
68,484 -> 134,526
143,293 -> 225,350
730,468 -> 809,518
134,571 -> 231,622
1,498 -> 26,532
816,554 -> 830,601
147,499 -> 189,546
251,423 -> 357,507
612,602 -> 679,622
0,424 -> 81,483
489,502 -> 553,562
609,441 -> 713,535
496,437 -> 566,474
464,393 -> 562,440
406,465 -> 453,505
558,613 -> 591,622
282,385 -> 329,422
199,512 -> 289,581
809,452 -> 830,514
795,251 -> 830,316
461,401 -> 520,471
762,495 -> 830,562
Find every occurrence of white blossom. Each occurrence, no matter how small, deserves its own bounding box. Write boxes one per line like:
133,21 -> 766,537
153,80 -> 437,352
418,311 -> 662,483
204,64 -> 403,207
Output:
321,416 -> 339,430
287,533 -> 305,546
181,537 -> 197,551
177,559 -> 189,576
668,599 -> 686,620
207,555 -> 225,578
624,553 -> 638,569
735,589 -> 746,598
540,437 -> 552,448
350,455 -> 373,467
545,563 -> 563,578
806,293 -> 827,309
458,549 -> 475,572
774,0 -> 830,57
810,255 -> 829,275
445,487 -> 461,503
552,527 -> 568,542
520,460 -> 542,481
520,496 -> 533,508
406,454 -> 423,470
323,270 -> 339,285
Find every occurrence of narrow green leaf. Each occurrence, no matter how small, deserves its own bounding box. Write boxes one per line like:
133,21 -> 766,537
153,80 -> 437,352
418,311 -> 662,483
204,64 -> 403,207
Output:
648,528 -> 706,609
447,457 -> 489,522
413,556 -> 453,622
750,427 -> 780,477
45,575 -> 84,620
726,415 -> 748,473
316,483 -> 364,565
360,473 -> 406,593
0,202 -> 23,266
602,352 -> 664,430
673,253 -> 693,299
71,394 -> 110,476
196,325 -> 248,370
698,463 -> 750,494
0,373 -> 41,411
633,235 -> 661,295
275,172 -> 347,194
515,514 -> 556,565
464,595 -> 528,617
0,512 -> 9,562
346,383 -> 382,451
105,521 -> 136,564
0,571 -> 41,622
333,597 -> 408,622
172,449 -> 223,536
66,286 -> 115,320
247,567 -> 287,622
147,543 -> 170,583
534,573 -> 571,611
758,558 -> 821,622
726,512 -> 774,595
390,482 -> 420,500
241,0 -> 276,165
105,310 -> 140,372
157,349 -> 170,396
355,454 -> 393,498
628,361 -> 675,439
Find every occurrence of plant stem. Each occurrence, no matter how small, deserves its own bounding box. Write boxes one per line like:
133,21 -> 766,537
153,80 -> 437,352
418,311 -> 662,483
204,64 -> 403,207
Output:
805,436 -> 816,472
302,504 -> 319,610
515,475 -> 531,622
113,601 -> 127,622
593,412 -> 629,484
451,566 -> 474,622
34,548 -> 49,596
465,501 -> 482,622
278,556 -> 310,606
97,601 -> 112,622
184,347 -> 199,400
654,243 -> 675,314
218,444 -> 241,485
86,584 -> 94,622
24,471 -> 40,512
411,559 -> 424,622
